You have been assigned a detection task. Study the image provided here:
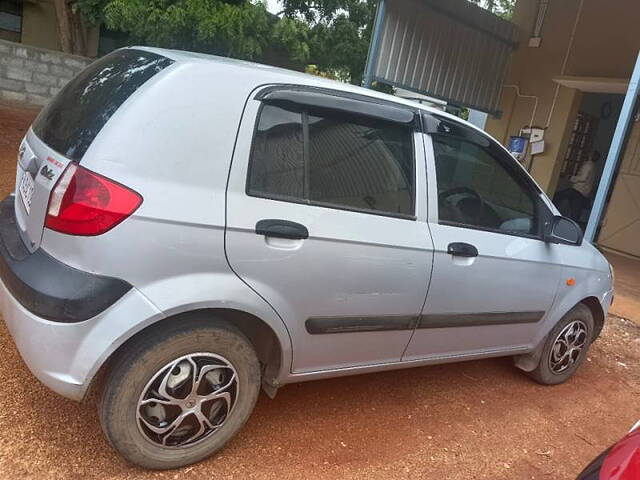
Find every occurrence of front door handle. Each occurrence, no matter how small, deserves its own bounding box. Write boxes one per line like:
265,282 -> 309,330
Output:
255,219 -> 309,240
447,242 -> 478,257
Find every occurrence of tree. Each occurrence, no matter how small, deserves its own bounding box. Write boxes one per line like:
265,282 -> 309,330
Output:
279,0 -> 375,84
468,0 -> 515,20
72,0 -> 369,82
53,0 -> 94,56
73,0 -> 310,64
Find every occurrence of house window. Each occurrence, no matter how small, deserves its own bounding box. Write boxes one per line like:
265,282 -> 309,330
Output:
0,0 -> 22,40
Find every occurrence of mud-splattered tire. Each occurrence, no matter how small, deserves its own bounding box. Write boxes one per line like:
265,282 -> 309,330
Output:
528,304 -> 594,385
98,319 -> 260,469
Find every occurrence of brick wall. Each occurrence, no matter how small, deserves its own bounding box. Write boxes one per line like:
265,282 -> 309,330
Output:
0,39 -> 91,107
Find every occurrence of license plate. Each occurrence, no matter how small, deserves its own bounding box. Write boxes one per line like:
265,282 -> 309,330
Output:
19,172 -> 35,214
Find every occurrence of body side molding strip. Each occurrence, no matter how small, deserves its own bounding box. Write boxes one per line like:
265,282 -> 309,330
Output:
306,315 -> 417,334
418,311 -> 544,329
305,311 -> 544,334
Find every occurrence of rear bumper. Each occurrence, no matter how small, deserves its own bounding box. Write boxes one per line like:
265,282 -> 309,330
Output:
1,278 -> 86,399
0,195 -> 163,400
1,275 -> 163,400
0,195 -> 132,322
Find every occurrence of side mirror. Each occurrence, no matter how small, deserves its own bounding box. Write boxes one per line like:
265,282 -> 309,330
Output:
544,216 -> 583,246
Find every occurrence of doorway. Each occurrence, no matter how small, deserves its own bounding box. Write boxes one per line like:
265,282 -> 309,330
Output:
554,93 -> 624,230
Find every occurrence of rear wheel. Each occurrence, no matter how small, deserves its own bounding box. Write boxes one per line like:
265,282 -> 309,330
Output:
528,303 -> 594,385
98,320 -> 261,469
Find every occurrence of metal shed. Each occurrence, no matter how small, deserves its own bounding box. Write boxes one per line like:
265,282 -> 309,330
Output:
364,0 -> 518,114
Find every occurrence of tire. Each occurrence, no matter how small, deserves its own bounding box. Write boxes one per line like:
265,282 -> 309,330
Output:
528,303 -> 594,385
98,319 -> 261,469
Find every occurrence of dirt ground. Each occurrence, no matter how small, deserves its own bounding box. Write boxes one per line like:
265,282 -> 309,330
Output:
0,103 -> 639,480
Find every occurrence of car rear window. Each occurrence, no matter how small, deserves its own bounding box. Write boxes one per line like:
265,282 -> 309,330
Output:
32,49 -> 173,162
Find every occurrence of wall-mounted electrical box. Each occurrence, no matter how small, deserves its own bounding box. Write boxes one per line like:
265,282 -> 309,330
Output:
530,140 -> 545,155
530,128 -> 545,143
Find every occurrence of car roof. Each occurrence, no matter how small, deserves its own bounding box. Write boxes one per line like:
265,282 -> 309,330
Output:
116,46 -> 552,211
124,45 -> 482,132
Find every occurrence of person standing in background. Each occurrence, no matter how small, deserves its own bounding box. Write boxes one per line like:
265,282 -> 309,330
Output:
553,151 -> 599,222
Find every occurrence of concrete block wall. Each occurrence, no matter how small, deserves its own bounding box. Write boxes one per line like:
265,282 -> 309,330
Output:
0,39 -> 92,107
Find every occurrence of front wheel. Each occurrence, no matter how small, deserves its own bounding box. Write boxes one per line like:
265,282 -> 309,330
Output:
98,320 -> 261,469
528,303 -> 594,385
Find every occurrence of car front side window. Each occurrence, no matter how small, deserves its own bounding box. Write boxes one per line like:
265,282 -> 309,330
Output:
431,127 -> 538,236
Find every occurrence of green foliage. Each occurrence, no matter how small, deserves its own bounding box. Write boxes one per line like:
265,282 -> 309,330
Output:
75,0 -> 310,62
370,80 -> 393,94
283,0 -> 376,84
468,0 -> 515,20
304,64 -> 346,81
272,17 -> 310,64
73,0 -> 109,25
73,0 -> 376,85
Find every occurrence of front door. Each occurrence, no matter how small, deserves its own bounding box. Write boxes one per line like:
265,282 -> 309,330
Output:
225,88 -> 433,374
404,115 -> 561,360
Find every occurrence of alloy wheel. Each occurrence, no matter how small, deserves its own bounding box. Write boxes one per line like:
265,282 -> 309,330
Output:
548,320 -> 588,375
136,353 -> 238,448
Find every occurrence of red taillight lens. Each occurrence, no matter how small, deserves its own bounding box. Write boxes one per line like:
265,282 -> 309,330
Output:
45,164 -> 142,236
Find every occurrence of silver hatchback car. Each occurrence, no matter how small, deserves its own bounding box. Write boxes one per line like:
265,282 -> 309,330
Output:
1,47 -> 613,469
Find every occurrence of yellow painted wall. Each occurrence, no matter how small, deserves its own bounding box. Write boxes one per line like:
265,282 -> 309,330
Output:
21,0 -> 60,52
598,118 -> 640,256
486,0 -> 640,193
19,0 -> 99,57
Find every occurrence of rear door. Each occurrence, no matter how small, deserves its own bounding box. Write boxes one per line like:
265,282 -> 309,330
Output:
225,87 -> 434,374
15,49 -> 172,251
404,115 -> 561,360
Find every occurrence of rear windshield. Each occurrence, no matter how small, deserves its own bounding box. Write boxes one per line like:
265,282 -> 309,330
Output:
32,49 -> 173,162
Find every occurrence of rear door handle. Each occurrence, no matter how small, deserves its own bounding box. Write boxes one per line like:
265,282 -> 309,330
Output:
447,242 -> 478,257
255,219 -> 309,240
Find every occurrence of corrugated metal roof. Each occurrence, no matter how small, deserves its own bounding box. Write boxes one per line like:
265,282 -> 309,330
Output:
372,0 -> 518,114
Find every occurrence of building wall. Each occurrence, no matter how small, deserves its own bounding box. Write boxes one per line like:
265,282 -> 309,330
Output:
579,93 -> 625,177
0,30 -> 20,43
0,39 -> 91,107
597,118 -> 640,257
21,0 -> 60,52
11,0 -> 99,57
486,0 -> 640,193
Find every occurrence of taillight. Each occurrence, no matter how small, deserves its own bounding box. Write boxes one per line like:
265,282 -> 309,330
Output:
45,164 -> 142,236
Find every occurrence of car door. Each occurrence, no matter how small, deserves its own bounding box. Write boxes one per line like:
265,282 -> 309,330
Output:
404,114 -> 562,361
225,87 -> 434,374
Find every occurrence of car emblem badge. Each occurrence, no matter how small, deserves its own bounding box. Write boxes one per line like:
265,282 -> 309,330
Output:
39,165 -> 55,181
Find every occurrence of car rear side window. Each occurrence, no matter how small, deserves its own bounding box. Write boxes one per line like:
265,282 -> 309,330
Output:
248,104 -> 415,217
32,49 -> 173,162
248,105 -> 304,199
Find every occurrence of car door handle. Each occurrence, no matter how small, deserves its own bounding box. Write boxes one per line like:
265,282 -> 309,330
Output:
255,219 -> 309,240
447,242 -> 478,257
